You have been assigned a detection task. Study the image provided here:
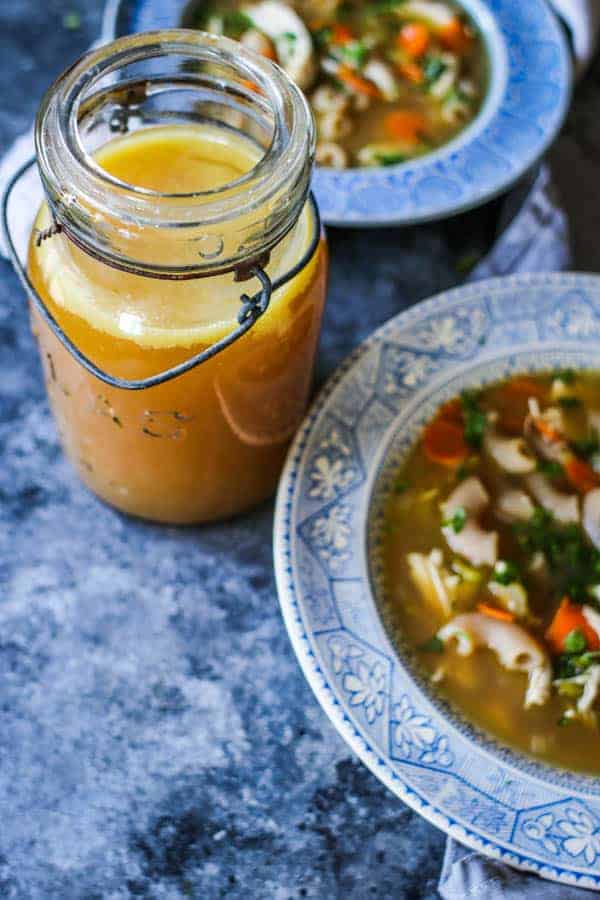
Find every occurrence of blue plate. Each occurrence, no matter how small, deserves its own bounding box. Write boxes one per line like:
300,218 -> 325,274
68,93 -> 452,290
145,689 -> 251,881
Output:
104,0 -> 572,226
274,273 -> 600,889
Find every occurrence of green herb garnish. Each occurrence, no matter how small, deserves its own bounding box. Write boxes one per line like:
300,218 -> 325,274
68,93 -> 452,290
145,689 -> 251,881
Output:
565,628 -> 588,654
443,506 -> 467,534
420,635 -> 444,653
537,459 -> 564,480
573,433 -> 600,460
558,396 -> 582,410
340,41 -> 368,68
394,479 -> 409,495
491,560 -> 520,586
222,10 -> 254,37
514,508 -> 600,603
461,390 -> 486,449
423,55 -> 447,84
554,369 -> 576,385
375,152 -> 408,166
557,713 -> 572,727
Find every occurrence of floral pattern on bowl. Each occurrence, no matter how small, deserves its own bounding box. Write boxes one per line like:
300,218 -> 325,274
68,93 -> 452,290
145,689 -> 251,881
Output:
274,273 -> 600,890
106,0 -> 571,225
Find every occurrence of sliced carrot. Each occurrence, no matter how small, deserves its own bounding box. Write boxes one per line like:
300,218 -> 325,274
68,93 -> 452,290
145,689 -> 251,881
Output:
546,597 -> 600,654
477,603 -> 515,623
398,22 -> 430,57
496,378 -> 546,433
438,398 -> 463,425
384,110 -> 427,143
338,64 -> 381,97
397,61 -> 424,85
440,17 -> 473,54
331,23 -> 353,44
534,417 -> 563,444
423,419 -> 469,468
564,454 -> 600,494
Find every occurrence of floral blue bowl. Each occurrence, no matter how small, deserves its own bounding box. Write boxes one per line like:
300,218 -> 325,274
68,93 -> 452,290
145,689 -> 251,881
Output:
104,0 -> 572,226
274,273 -> 600,890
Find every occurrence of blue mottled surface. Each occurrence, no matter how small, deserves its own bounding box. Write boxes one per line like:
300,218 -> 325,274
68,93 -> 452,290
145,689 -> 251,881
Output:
1,2 -> 599,897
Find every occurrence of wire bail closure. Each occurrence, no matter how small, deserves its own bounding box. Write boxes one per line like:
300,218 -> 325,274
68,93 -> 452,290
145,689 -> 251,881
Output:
2,157 -> 320,392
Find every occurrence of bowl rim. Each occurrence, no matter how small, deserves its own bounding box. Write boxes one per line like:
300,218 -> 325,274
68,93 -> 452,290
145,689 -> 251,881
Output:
104,0 -> 573,226
274,272 -> 600,890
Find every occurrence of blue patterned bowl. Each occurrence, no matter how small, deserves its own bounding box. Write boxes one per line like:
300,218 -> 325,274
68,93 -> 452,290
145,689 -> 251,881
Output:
104,0 -> 572,226
274,273 -> 600,889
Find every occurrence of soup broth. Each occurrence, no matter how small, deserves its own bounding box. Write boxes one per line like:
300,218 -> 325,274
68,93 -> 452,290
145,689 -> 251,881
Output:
382,371 -> 600,773
28,124 -> 327,523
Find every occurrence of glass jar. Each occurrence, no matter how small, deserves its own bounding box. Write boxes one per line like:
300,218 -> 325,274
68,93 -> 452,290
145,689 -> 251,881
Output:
26,30 -> 327,524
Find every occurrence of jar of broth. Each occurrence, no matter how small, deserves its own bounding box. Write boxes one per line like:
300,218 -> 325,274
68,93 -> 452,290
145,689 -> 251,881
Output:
27,30 -> 327,523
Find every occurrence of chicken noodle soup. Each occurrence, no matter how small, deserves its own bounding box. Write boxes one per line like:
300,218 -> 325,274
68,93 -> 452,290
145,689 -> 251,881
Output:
381,371 -> 600,773
190,0 -> 486,168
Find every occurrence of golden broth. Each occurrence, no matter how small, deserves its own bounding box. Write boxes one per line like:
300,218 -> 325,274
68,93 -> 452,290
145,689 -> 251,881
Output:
28,124 -> 327,523
381,371 -> 600,774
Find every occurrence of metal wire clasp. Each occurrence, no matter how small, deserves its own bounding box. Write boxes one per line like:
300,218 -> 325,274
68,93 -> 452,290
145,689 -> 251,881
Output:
2,157 -> 317,392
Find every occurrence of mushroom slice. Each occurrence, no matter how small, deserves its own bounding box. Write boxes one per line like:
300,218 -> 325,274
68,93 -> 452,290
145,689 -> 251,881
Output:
407,549 -> 457,618
243,1 -> 317,90
495,489 -> 535,524
438,612 -> 552,708
362,60 -> 399,102
524,399 -> 568,462
484,422 -> 536,475
441,477 -> 498,568
583,488 -> 600,550
487,581 -> 529,619
525,472 -> 580,524
394,0 -> 455,28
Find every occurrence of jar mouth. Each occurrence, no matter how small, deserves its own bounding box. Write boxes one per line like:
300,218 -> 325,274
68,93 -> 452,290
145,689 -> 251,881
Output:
35,30 -> 315,277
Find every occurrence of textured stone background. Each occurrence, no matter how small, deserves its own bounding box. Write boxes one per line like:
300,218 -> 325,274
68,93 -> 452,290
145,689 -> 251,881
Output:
1,3 -> 599,898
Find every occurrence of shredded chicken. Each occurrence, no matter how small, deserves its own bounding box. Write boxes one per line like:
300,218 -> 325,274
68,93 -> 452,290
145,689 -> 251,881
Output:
441,477 -> 498,567
407,549 -> 457,618
583,488 -> 600,550
438,613 -> 552,708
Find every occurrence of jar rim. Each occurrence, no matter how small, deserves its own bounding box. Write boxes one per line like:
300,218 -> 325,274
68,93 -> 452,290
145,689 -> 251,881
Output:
34,30 -> 315,278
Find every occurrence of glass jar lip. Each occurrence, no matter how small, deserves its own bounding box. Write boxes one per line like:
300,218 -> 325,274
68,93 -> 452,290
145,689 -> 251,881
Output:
34,29 -> 315,277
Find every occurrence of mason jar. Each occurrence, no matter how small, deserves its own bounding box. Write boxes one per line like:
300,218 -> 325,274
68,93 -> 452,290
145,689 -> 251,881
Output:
25,30 -> 327,524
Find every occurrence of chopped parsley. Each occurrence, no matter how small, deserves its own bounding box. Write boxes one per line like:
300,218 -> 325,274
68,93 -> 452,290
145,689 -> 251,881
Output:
222,10 -> 254,37
339,41 -> 368,68
557,714 -> 572,727
443,506 -> 467,534
536,459 -> 564,480
393,479 -> 409,495
558,395 -> 582,410
564,628 -> 587,654
572,433 -> 600,460
461,390 -> 486,449
423,55 -> 447,85
491,559 -> 520,586
514,508 -> 600,603
554,369 -> 576,385
375,152 -> 407,166
420,635 -> 444,653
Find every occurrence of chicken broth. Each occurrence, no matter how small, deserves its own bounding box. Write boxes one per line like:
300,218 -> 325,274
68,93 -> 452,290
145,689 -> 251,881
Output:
381,371 -> 600,773
190,0 -> 486,168
28,124 -> 327,523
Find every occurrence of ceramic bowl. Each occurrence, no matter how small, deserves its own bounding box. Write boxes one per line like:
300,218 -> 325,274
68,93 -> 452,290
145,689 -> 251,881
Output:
274,273 -> 600,890
104,0 -> 572,226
